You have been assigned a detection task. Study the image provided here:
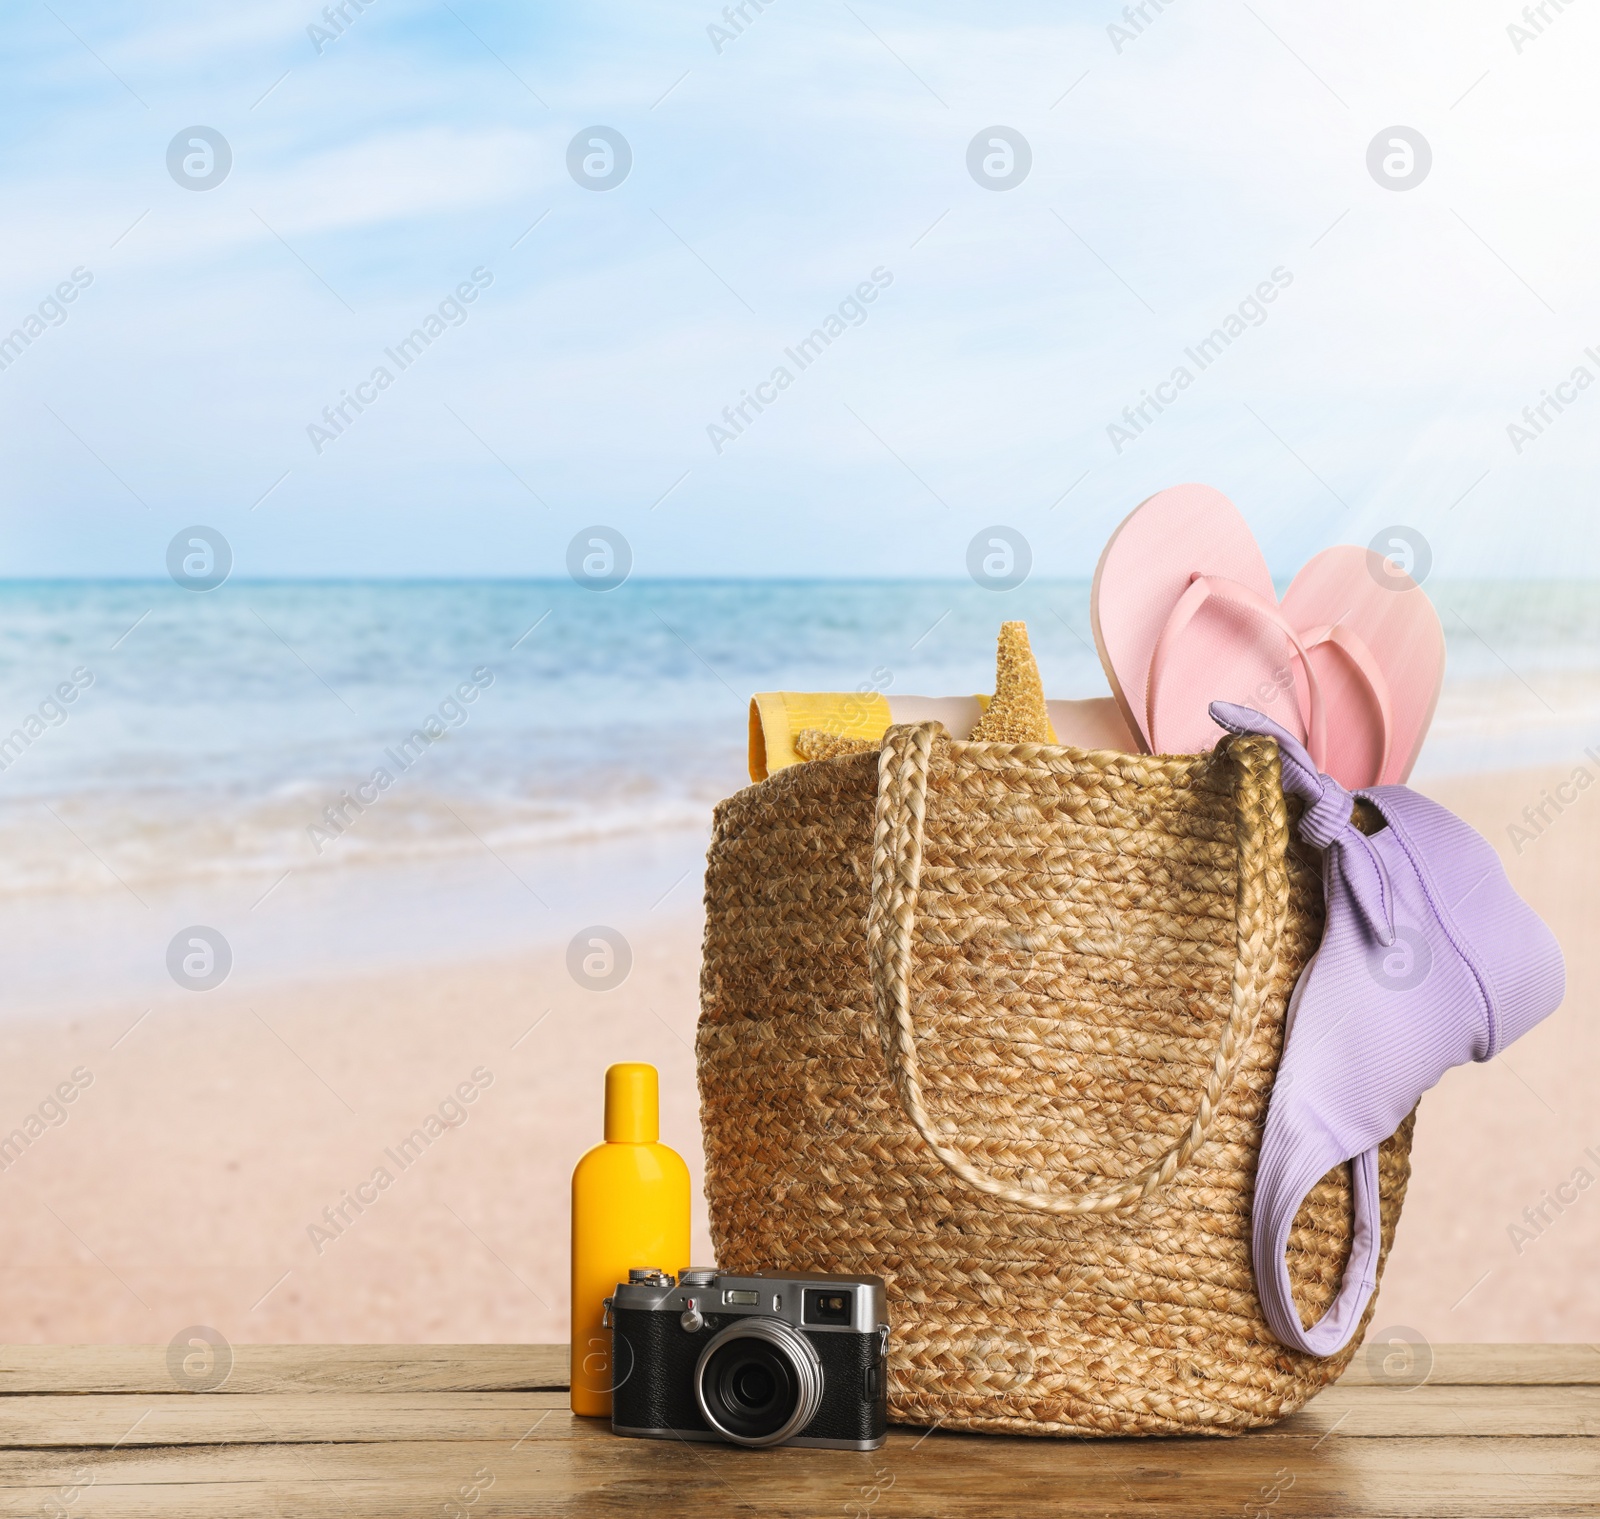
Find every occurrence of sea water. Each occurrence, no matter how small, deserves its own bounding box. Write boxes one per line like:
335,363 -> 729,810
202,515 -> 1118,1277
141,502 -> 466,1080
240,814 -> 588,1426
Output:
0,577 -> 1593,1008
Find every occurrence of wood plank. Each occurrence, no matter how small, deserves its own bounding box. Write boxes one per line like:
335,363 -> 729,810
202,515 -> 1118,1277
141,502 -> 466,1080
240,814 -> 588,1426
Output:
0,1345 -> 567,1396
1338,1342 -> 1600,1387
1279,1384 -> 1600,1439
4,1343 -> 1595,1395
0,1423 -> 1596,1519
0,1346 -> 1595,1518
0,1393 -> 568,1447
4,1382 -> 1595,1448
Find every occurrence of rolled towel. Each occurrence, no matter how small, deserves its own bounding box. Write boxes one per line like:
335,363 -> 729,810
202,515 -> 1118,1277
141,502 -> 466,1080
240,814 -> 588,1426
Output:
749,624 -> 1137,780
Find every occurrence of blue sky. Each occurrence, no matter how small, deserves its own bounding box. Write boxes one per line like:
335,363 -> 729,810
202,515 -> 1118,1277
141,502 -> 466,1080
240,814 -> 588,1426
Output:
1,0 -> 1597,578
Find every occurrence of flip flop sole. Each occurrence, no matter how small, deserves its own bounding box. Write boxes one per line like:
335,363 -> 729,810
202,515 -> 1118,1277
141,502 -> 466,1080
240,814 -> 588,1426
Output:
1091,484 -> 1288,754
1279,545 -> 1446,787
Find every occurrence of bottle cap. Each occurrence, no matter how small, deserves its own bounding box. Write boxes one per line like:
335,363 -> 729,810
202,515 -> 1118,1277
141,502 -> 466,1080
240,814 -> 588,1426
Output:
604,1062 -> 659,1143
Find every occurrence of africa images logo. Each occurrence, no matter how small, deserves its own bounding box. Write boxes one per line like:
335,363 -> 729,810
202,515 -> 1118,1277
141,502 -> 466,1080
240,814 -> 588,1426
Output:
706,269 -> 893,454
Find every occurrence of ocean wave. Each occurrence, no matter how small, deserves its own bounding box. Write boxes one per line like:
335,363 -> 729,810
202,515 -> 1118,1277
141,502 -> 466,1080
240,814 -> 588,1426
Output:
0,785 -> 725,899
0,578 -> 1594,897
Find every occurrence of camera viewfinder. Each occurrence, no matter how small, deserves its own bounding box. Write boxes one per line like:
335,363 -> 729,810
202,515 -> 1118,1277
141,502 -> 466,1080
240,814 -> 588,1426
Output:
803,1289 -> 853,1326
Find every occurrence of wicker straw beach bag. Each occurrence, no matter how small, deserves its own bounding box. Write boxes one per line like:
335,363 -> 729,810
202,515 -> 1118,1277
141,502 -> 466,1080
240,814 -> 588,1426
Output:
697,723 -> 1416,1436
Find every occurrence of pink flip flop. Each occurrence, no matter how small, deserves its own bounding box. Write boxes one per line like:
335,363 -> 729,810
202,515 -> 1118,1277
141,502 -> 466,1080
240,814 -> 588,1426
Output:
1092,487 -> 1445,788
1278,545 -> 1444,786
1092,484 -> 1312,758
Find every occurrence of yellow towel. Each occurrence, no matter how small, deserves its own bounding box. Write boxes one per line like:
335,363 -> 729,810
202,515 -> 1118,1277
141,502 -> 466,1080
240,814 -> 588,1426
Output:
749,691 -> 891,779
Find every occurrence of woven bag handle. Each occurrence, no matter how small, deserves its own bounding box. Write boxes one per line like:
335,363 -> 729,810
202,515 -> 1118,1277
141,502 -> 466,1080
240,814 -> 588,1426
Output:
866,721 -> 1290,1216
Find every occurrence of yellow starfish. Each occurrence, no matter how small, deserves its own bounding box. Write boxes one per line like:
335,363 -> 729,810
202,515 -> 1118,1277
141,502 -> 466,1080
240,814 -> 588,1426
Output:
970,621 -> 1055,743
793,727 -> 875,761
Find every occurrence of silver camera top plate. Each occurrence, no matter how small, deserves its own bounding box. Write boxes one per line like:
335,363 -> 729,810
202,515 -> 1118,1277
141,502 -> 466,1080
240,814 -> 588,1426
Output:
612,1268 -> 886,1335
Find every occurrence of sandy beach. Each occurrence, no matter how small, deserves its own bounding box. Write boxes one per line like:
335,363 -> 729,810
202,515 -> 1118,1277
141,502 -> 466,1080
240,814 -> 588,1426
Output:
0,761 -> 1594,1349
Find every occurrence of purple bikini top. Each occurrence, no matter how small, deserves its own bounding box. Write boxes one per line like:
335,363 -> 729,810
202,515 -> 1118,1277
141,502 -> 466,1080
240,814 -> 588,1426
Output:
1211,702 -> 1566,1357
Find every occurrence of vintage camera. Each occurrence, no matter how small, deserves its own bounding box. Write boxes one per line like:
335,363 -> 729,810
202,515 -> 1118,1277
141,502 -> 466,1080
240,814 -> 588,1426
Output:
606,1267 -> 888,1449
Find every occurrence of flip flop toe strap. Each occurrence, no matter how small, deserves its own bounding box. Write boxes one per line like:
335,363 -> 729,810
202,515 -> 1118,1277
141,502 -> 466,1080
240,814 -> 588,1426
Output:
1145,573 -> 1328,762
1144,572 -> 1399,785
1296,621 -> 1396,784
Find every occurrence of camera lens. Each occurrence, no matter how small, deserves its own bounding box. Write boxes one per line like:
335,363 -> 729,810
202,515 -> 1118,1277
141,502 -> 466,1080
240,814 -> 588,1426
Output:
694,1320 -> 823,1447
710,1344 -> 790,1437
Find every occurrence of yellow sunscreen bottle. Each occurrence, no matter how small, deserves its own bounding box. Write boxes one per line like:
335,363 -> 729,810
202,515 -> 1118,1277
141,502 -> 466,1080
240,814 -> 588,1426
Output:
570,1062 -> 690,1417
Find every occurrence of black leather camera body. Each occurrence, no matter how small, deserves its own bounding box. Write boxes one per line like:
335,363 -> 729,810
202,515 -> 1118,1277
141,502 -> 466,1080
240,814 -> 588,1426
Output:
607,1268 -> 888,1449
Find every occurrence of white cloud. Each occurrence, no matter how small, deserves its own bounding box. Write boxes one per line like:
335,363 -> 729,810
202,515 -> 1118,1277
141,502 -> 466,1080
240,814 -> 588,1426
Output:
2,0 -> 1597,576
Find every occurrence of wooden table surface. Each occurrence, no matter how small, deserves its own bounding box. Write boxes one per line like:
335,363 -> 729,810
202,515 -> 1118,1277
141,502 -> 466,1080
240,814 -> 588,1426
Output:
1,1344 -> 1596,1517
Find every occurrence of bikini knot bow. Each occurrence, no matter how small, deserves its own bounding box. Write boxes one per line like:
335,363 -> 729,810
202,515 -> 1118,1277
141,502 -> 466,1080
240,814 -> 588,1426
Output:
1212,701 -> 1395,947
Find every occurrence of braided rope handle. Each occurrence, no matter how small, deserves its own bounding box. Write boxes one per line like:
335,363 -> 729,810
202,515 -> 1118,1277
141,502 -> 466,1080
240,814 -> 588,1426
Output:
866,721 -> 1290,1216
